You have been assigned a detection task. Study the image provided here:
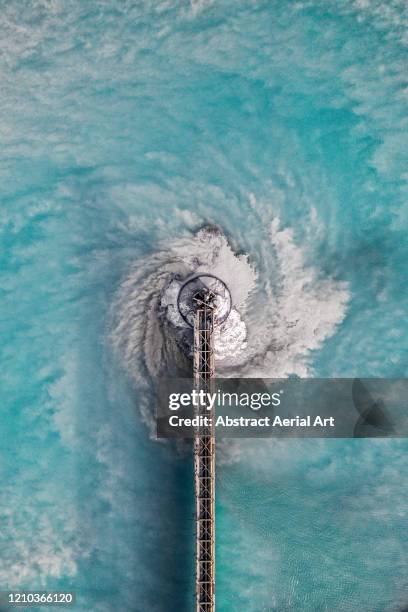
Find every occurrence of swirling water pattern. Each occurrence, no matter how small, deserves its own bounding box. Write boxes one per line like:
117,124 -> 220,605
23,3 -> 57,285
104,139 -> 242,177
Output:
1,1 -> 407,610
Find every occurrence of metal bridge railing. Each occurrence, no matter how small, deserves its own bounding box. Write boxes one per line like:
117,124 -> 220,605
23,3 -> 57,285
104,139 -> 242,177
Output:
193,300 -> 216,612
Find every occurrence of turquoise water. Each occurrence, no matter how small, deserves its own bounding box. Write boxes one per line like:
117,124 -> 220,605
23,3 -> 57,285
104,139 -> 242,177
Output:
1,1 -> 408,610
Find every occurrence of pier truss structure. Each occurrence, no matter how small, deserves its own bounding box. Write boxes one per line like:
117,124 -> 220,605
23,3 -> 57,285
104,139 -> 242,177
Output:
177,274 -> 231,612
193,289 -> 216,612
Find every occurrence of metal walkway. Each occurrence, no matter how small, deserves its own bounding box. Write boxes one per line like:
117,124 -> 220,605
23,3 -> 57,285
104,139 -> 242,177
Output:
193,291 -> 216,612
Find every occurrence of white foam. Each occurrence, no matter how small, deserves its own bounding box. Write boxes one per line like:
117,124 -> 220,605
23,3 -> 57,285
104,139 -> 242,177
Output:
110,226 -> 255,384
110,220 -> 350,433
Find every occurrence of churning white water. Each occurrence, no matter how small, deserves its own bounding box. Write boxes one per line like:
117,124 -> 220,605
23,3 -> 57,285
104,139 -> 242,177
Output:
111,220 -> 350,390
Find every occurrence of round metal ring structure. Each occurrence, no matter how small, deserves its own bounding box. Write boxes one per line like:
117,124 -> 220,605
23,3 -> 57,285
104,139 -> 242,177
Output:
177,274 -> 232,328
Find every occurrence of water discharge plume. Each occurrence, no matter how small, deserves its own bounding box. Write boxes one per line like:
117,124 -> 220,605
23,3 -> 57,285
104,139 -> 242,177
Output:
111,220 -> 350,393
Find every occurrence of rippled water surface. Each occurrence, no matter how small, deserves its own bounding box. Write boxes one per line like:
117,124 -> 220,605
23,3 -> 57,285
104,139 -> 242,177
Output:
1,1 -> 408,610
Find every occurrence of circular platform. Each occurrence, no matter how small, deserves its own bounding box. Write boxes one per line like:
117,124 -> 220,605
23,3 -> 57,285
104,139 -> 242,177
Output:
177,274 -> 232,327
